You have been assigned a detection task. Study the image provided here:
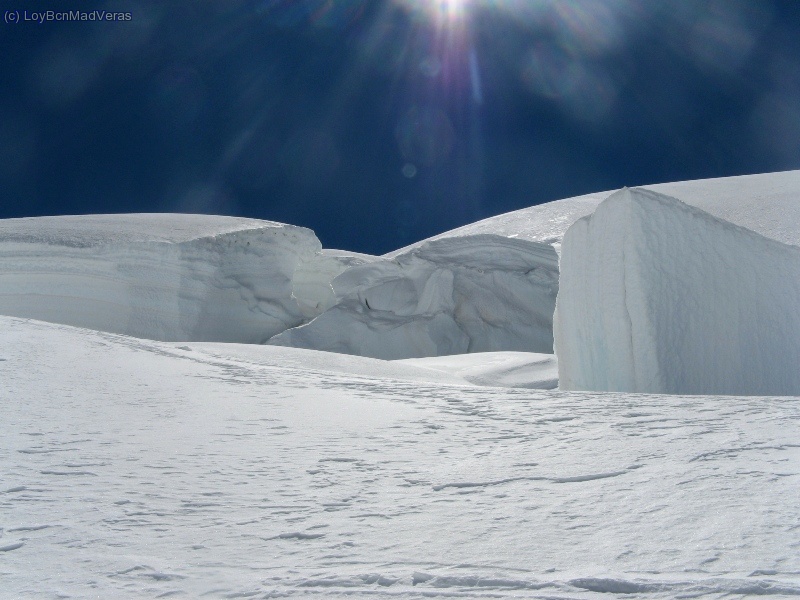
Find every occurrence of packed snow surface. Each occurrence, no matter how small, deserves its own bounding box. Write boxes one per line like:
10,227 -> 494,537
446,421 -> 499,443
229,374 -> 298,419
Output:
0,214 -> 365,343
555,187 -> 800,395
169,341 -> 471,386
2,316 -> 800,599
269,235 -> 558,359
397,352 -> 558,389
181,344 -> 554,391
0,213 -> 282,246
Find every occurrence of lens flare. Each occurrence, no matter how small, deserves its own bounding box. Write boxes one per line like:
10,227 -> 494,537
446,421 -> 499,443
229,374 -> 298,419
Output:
399,0 -> 471,24
435,0 -> 469,20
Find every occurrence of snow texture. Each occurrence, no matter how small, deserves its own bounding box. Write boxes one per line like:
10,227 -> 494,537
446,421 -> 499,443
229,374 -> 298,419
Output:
2,315 -> 800,599
3,169 -> 800,598
0,214 -> 363,343
269,235 -> 558,359
555,187 -> 800,395
397,352 -> 558,389
169,340 -> 472,386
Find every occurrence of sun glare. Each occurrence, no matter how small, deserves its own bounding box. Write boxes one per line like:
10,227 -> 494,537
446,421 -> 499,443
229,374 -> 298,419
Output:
437,0 -> 469,19
399,0 -> 472,25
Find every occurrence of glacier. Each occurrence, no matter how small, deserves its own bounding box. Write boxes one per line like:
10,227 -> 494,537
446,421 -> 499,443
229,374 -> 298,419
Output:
2,171 -> 799,367
268,235 -> 558,359
3,170 -> 800,599
0,215 -> 559,359
278,169 -> 800,363
554,187 -> 800,395
0,214 -> 365,343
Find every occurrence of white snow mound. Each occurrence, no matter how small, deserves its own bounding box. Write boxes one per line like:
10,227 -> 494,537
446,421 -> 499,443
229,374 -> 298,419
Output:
396,351 -> 558,389
269,235 -> 559,359
554,187 -> 800,395
0,214 -> 365,343
390,170 -> 800,253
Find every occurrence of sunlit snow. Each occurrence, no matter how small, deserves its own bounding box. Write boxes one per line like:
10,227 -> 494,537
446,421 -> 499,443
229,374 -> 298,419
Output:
555,187 -> 800,395
2,170 -> 800,598
3,316 -> 799,598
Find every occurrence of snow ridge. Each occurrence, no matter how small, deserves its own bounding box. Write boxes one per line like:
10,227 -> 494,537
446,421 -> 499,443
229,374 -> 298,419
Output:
390,170 -> 800,251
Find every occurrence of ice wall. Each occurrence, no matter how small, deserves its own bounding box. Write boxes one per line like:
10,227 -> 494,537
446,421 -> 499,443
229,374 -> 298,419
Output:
0,214 -> 342,343
554,188 -> 800,395
269,235 -> 559,359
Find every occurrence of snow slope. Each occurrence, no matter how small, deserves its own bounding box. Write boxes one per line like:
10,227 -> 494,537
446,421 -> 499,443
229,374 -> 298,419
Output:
0,214 -> 367,343
168,340 -> 471,386
268,235 -> 558,359
389,170 -> 800,253
554,187 -> 800,395
397,352 -> 558,389
3,315 -> 800,599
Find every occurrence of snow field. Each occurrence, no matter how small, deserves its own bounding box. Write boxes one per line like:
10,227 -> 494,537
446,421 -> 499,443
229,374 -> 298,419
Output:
2,316 -> 800,598
2,170 -> 800,598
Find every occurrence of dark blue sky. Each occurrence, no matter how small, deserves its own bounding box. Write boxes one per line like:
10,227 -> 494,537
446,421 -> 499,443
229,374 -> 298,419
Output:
2,0 -> 800,254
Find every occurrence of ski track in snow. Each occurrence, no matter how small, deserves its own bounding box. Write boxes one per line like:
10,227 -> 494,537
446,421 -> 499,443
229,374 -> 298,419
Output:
2,317 -> 800,598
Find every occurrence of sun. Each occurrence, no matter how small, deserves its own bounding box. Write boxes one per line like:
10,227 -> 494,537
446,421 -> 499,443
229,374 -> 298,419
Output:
437,0 -> 469,18
398,0 -> 473,25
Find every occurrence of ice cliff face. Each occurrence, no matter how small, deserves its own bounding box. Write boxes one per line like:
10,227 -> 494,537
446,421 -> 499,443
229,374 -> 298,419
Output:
554,188 -> 800,396
291,249 -> 379,319
268,235 -> 559,359
0,215 -> 558,357
0,214 -> 350,343
3,171 -> 798,380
